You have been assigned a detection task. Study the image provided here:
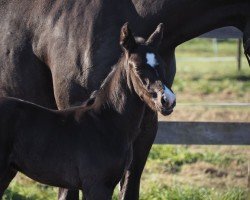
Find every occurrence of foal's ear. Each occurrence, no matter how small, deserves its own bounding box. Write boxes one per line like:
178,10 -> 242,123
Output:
120,22 -> 136,52
146,23 -> 164,49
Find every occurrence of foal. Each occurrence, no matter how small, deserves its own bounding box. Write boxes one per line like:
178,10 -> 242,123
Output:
0,23 -> 175,200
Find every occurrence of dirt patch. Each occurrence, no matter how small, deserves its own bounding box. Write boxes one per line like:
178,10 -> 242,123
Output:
159,107 -> 250,122
143,161 -> 249,190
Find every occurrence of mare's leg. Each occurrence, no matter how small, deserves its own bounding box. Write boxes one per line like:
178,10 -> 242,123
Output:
83,184 -> 113,200
119,108 -> 158,200
58,188 -> 79,200
0,118 -> 17,198
0,168 -> 17,198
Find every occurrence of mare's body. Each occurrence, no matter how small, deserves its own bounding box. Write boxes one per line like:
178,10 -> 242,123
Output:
0,1 -> 249,199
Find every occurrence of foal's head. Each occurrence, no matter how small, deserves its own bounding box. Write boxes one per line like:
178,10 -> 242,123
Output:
120,23 -> 176,115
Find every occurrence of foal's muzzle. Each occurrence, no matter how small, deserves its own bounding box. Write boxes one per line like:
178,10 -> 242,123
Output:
160,85 -> 176,115
160,98 -> 176,115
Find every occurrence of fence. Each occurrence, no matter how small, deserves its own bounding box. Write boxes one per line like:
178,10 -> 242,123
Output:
155,121 -> 250,145
155,103 -> 250,145
154,27 -> 249,145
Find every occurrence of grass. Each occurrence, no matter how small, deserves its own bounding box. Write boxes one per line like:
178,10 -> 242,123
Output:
139,145 -> 250,200
3,176 -> 57,200
148,145 -> 246,168
140,185 -> 247,200
3,38 -> 250,199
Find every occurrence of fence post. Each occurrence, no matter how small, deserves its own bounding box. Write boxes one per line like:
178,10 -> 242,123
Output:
212,38 -> 218,56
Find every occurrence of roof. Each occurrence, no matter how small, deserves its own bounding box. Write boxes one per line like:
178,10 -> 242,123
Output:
199,26 -> 242,39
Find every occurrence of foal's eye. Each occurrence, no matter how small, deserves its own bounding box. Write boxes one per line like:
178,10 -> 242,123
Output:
142,78 -> 149,86
150,92 -> 157,98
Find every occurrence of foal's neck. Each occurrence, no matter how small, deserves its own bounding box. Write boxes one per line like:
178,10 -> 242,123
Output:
92,57 -> 146,141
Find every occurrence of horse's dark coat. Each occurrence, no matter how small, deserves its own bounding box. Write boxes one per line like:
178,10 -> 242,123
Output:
0,24 -> 175,200
0,1 -> 249,199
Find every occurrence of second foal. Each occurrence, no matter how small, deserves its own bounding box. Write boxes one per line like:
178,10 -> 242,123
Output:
0,23 -> 175,199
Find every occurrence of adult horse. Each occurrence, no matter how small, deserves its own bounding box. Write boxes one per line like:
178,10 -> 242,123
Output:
0,1 -> 249,200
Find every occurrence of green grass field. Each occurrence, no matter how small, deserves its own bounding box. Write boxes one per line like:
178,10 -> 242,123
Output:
3,39 -> 250,200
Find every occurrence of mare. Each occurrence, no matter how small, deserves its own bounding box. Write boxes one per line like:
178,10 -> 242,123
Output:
0,1 -> 249,199
0,23 -> 175,200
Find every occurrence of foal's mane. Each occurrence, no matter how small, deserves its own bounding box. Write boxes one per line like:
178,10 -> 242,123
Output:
85,38 -> 148,113
91,55 -> 129,112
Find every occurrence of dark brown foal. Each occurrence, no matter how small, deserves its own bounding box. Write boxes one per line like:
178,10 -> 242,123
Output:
0,23 -> 175,200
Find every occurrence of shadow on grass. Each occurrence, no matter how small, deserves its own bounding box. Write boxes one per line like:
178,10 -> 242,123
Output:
3,189 -> 39,200
208,74 -> 250,82
236,75 -> 250,81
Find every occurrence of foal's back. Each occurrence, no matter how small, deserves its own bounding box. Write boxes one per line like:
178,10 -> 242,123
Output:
0,97 -> 97,187
0,96 -> 97,147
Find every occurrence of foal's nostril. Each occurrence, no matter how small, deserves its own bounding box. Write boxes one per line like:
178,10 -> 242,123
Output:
161,96 -> 168,106
161,97 -> 176,109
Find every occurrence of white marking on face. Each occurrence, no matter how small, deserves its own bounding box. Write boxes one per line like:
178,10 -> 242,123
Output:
163,85 -> 176,106
146,53 -> 159,68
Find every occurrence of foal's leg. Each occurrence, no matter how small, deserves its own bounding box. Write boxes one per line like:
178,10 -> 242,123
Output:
119,108 -> 158,200
0,168 -> 17,198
